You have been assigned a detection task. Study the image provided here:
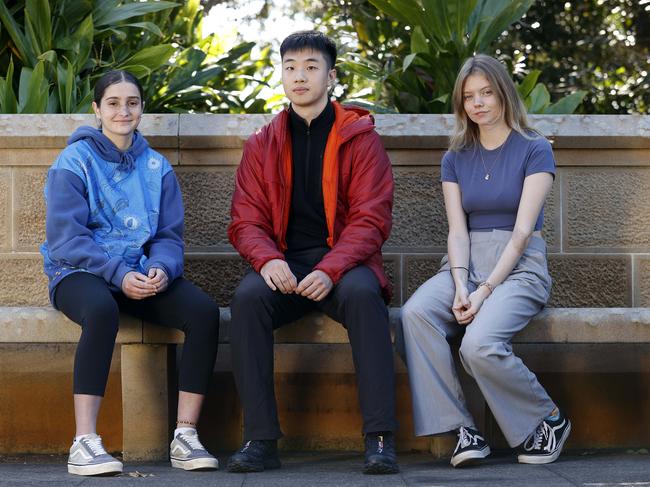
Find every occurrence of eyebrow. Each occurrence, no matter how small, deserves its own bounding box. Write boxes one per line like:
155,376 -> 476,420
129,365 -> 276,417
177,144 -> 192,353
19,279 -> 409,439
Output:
463,85 -> 492,94
104,96 -> 141,101
282,57 -> 321,64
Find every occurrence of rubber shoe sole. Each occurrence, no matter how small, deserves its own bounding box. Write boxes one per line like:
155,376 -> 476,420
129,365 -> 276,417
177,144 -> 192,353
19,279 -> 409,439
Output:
451,445 -> 491,468
363,460 -> 400,475
226,457 -> 281,473
68,460 -> 123,476
171,456 -> 219,471
517,421 -> 571,465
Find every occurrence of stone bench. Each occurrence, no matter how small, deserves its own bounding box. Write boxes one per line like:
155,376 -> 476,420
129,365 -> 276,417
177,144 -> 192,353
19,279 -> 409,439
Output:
2,306 -> 650,460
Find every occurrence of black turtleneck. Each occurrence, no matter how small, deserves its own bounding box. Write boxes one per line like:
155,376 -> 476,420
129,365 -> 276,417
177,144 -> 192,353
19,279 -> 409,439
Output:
285,100 -> 335,254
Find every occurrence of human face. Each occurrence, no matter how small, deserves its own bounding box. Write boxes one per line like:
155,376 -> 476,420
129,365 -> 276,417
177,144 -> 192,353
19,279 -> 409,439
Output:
92,81 -> 143,149
281,49 -> 336,118
462,73 -> 504,129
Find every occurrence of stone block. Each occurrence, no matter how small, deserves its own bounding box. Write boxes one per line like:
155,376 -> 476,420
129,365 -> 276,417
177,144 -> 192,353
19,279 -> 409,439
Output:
121,344 -> 170,461
0,307 -> 141,343
184,254 -> 250,307
554,148 -> 650,166
521,308 -> 650,344
0,169 -> 10,250
387,167 -> 447,251
180,148 -> 243,166
404,254 -> 445,301
13,168 -> 47,250
179,113 -> 272,148
564,168 -> 650,251
544,172 -> 560,252
0,148 -> 60,166
177,167 -> 236,250
386,149 -> 444,166
634,256 -> 650,307
383,253 -> 401,306
547,254 -> 631,307
0,344 -> 122,455
0,256 -> 49,306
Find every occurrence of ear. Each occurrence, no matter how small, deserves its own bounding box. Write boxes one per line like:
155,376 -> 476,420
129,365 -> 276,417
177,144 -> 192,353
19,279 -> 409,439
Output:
327,68 -> 337,88
91,101 -> 100,117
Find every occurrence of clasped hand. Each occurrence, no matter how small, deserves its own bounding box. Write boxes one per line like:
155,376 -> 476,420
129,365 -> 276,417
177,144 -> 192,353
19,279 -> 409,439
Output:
260,259 -> 333,301
452,284 -> 489,325
121,267 -> 168,300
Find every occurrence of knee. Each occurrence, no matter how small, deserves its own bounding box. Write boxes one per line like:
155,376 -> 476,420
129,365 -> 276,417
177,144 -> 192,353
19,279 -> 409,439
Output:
459,332 -> 507,371
185,299 -> 220,337
337,276 -> 382,307
80,298 -> 119,336
231,275 -> 271,314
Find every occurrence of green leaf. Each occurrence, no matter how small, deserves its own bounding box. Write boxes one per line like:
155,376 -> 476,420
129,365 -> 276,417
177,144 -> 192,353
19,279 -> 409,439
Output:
94,1 -> 179,26
410,25 -> 429,54
544,90 -> 587,114
403,52 -> 417,71
117,44 -> 176,75
26,0 -> 51,52
71,14 -> 94,72
57,57 -> 75,113
38,50 -> 57,64
527,83 -> 551,114
517,69 -> 540,99
470,0 -> 534,53
0,0 -> 37,66
18,61 -> 48,113
117,21 -> 164,37
0,56 -> 18,113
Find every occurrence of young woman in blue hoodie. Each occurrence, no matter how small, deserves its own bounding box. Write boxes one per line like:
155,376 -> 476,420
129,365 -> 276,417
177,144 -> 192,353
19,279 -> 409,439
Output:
41,70 -> 220,476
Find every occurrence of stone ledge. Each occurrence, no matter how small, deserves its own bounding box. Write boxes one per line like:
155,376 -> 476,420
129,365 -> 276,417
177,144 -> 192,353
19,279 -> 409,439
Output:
0,115 -> 179,149
1,115 -> 648,150
2,306 -> 650,345
0,307 -> 141,343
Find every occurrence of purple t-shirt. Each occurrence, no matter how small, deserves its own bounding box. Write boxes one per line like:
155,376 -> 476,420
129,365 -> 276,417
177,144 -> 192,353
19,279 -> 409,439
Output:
440,130 -> 555,231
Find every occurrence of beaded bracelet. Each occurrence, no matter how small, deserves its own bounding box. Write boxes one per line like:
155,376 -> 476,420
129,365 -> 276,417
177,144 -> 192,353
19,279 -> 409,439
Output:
176,419 -> 197,427
478,281 -> 495,295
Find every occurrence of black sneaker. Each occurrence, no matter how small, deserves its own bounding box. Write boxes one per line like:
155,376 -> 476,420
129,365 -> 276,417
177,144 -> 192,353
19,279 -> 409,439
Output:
450,426 -> 491,468
226,439 -> 281,473
363,432 -> 399,474
518,411 -> 571,464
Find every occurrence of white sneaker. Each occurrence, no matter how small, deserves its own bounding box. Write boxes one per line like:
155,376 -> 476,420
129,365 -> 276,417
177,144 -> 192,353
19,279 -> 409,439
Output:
67,433 -> 123,476
170,430 -> 219,471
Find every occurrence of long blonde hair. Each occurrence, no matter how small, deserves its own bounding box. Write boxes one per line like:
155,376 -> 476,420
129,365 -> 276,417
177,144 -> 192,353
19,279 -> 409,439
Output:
449,54 -> 536,151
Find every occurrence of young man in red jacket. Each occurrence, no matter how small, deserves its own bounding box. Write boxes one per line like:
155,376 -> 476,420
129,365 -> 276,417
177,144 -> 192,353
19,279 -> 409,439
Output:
226,31 -> 398,475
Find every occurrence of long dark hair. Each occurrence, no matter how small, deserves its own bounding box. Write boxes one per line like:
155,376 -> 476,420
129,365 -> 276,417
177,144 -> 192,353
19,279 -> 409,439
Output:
94,70 -> 144,106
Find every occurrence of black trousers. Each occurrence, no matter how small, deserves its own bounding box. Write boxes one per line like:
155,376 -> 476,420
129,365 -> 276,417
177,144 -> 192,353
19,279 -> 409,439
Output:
230,253 -> 397,440
55,272 -> 220,396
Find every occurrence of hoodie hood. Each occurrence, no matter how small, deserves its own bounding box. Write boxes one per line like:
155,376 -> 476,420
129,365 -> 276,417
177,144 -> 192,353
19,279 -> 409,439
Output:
67,126 -> 149,172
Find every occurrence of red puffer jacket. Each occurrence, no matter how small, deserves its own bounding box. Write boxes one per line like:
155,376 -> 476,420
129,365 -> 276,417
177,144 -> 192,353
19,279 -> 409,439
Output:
228,101 -> 394,301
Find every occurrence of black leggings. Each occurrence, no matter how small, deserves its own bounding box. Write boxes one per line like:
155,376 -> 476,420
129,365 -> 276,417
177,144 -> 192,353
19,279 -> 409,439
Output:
55,272 -> 219,396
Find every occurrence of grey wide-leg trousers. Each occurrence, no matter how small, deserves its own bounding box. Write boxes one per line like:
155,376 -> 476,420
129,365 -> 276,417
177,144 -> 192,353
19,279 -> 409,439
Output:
397,230 -> 556,447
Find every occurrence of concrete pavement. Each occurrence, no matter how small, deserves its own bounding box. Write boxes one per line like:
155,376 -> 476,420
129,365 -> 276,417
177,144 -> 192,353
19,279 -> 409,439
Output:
1,450 -> 649,486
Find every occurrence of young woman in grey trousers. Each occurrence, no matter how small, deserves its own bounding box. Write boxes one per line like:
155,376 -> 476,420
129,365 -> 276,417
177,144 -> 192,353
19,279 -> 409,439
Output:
399,54 -> 571,467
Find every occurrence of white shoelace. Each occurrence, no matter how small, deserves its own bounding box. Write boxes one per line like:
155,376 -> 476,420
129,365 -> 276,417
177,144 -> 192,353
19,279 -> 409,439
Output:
83,436 -> 108,456
456,427 -> 475,450
529,421 -> 554,452
180,432 -> 206,451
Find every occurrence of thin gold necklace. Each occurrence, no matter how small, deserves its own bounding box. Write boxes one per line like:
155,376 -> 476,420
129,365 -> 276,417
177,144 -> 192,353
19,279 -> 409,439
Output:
478,134 -> 508,181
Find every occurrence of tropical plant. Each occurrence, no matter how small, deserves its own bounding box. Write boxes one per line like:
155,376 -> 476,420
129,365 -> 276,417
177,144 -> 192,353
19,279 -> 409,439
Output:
296,0 -> 586,114
0,0 -> 273,113
516,70 -> 586,114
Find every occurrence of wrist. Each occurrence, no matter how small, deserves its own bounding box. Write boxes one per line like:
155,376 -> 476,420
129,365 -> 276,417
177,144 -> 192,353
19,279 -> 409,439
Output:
477,281 -> 494,296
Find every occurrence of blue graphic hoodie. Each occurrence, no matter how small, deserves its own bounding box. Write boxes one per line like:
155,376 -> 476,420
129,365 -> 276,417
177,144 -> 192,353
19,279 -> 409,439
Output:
40,126 -> 184,306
